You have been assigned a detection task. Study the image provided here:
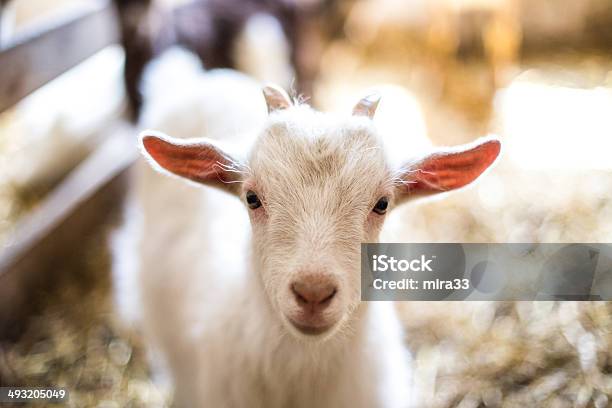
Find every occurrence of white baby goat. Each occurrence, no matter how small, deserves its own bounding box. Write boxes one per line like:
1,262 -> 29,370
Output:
115,70 -> 500,407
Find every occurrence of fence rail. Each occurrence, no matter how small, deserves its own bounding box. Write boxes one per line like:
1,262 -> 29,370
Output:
0,0 -> 135,339
0,1 -> 119,113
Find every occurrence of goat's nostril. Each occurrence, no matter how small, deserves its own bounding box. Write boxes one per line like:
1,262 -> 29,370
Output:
291,284 -> 309,305
291,280 -> 337,310
320,288 -> 337,304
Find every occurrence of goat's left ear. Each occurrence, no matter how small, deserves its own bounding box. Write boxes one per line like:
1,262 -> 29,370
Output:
139,131 -> 243,195
395,137 -> 501,202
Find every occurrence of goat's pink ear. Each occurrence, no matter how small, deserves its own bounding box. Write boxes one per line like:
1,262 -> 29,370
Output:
140,132 -> 242,194
396,138 -> 500,200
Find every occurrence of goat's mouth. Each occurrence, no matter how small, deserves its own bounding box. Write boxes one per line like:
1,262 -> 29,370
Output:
287,318 -> 334,336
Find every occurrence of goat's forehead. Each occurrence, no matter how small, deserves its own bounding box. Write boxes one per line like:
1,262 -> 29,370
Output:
248,108 -> 387,180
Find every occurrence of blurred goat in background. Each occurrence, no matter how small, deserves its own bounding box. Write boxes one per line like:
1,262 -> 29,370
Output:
113,0 -> 353,119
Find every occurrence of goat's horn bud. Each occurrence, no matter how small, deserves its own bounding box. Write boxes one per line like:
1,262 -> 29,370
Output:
263,84 -> 292,113
352,93 -> 381,119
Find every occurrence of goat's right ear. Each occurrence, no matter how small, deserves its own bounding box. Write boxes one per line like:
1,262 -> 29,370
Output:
139,131 -> 243,195
394,137 -> 501,204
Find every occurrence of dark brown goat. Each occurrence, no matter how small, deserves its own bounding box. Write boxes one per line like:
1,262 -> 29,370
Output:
113,0 -> 348,120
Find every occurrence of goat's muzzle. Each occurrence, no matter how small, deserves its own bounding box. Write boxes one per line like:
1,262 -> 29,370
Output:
287,273 -> 339,335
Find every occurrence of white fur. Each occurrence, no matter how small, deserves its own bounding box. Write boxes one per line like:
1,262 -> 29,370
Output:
113,48 -> 416,407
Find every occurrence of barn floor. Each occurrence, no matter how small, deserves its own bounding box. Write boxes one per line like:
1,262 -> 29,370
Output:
1,48 -> 612,407
0,224 -> 168,407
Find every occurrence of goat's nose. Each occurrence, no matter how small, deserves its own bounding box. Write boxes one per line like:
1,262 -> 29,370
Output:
291,275 -> 337,313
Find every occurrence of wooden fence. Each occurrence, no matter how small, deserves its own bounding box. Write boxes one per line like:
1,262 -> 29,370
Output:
0,0 -> 137,339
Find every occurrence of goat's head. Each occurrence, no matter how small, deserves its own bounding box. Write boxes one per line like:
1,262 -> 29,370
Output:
140,84 -> 500,341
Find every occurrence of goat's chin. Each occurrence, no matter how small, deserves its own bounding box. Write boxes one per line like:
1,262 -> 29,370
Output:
280,314 -> 347,343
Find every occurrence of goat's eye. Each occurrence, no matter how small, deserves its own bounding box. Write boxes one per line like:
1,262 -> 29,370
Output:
246,190 -> 262,210
373,197 -> 388,215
